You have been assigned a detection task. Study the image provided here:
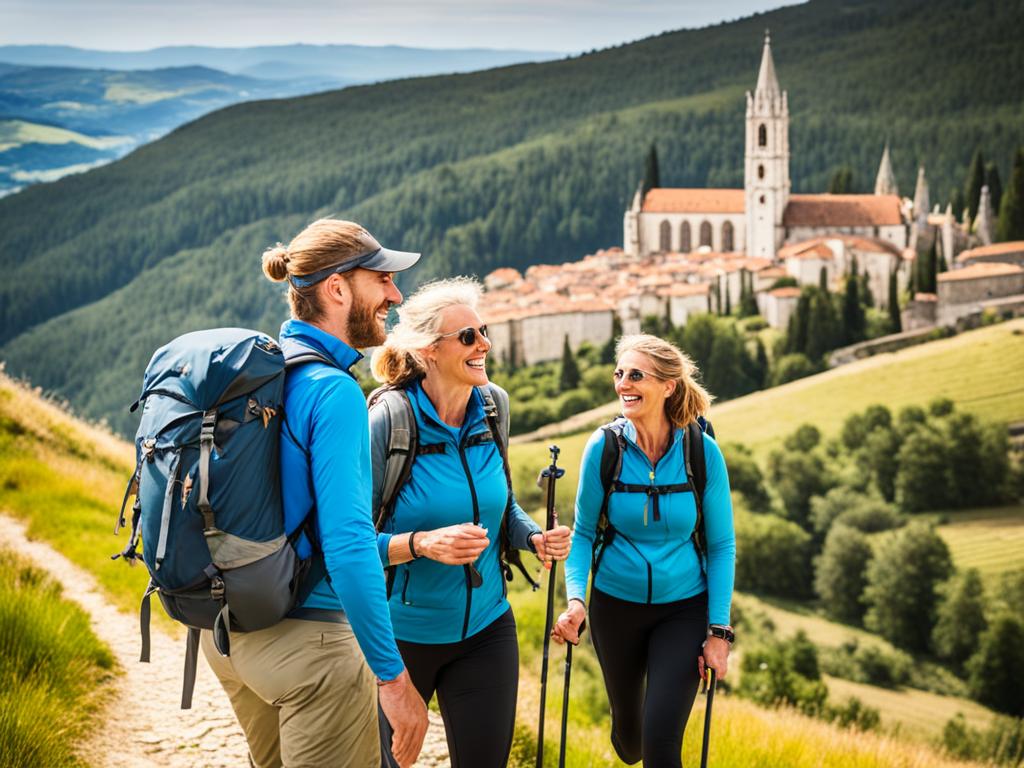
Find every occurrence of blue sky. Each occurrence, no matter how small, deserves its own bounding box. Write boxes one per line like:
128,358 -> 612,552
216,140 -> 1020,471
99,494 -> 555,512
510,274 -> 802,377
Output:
2,0 -> 795,52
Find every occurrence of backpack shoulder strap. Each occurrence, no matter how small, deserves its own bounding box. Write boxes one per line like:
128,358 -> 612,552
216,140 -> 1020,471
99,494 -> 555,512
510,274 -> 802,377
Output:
597,418 -> 627,524
369,386 -> 418,529
480,384 -> 510,452
684,420 -> 710,565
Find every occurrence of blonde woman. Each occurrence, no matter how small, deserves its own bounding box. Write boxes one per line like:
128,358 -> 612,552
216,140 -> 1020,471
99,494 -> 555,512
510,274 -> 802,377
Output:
369,277 -> 572,768
552,334 -> 736,768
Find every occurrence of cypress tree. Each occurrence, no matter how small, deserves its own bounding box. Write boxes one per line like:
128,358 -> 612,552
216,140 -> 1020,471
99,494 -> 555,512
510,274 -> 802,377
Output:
715,279 -> 722,315
725,281 -> 732,315
828,166 -> 854,194
559,334 -> 580,391
819,266 -> 828,293
888,270 -> 902,332
985,161 -> 1003,214
601,314 -> 623,363
917,239 -> 938,294
997,147 -> 1024,242
949,188 -> 965,219
842,258 -> 865,345
807,289 -> 840,361
642,143 -> 660,195
965,149 -> 985,223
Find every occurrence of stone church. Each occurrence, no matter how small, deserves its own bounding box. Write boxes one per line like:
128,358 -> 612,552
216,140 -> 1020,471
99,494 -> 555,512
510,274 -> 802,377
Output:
623,34 -> 909,261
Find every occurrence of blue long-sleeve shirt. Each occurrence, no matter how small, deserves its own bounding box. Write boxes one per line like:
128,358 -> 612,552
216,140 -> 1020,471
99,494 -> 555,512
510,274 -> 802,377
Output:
278,319 -> 405,681
564,420 -> 736,626
369,379 -> 541,644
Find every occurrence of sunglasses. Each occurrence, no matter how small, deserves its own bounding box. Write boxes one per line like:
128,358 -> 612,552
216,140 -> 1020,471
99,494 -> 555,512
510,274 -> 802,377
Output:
437,325 -> 489,346
613,368 -> 660,382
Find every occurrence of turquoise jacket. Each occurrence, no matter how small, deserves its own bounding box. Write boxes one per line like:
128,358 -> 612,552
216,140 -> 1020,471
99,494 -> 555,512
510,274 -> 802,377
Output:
370,379 -> 541,644
279,319 -> 404,680
564,421 -> 736,625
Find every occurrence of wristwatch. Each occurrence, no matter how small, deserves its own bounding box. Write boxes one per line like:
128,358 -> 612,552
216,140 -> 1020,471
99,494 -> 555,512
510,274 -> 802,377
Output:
707,624 -> 735,644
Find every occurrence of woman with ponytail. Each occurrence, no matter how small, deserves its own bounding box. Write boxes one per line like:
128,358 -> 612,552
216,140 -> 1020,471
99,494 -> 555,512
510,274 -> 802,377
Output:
552,334 -> 736,768
369,277 -> 572,768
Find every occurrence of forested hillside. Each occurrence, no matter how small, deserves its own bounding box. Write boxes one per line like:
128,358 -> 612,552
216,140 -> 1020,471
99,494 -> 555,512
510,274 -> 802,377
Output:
2,0 -> 1022,436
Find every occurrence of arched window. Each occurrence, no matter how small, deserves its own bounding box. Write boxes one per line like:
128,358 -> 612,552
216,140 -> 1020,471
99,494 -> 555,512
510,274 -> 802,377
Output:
758,124 -> 767,147
699,221 -> 712,248
757,164 -> 765,180
680,221 -> 692,253
659,220 -> 671,252
722,221 -> 734,252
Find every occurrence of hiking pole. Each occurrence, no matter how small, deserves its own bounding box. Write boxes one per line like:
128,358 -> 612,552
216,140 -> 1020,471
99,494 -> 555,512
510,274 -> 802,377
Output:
700,666 -> 718,768
558,619 -> 585,768
536,444 -> 564,768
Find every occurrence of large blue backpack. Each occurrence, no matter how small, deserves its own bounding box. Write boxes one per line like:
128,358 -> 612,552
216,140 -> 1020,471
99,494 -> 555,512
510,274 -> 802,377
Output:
113,328 -> 327,708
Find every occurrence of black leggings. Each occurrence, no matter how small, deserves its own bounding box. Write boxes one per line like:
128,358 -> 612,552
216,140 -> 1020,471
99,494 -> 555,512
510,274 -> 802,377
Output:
380,609 -> 519,768
589,588 -> 708,767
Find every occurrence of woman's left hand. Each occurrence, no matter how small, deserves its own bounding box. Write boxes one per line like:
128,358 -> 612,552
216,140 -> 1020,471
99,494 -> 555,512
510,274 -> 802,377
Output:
697,636 -> 730,680
531,526 -> 572,562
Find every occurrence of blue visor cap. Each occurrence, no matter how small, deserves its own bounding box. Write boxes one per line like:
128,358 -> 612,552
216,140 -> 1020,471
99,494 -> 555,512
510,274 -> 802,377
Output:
288,237 -> 420,289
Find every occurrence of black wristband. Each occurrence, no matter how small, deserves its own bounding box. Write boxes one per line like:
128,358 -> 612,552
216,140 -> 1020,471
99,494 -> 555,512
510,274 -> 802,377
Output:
408,531 -> 422,560
707,624 -> 735,644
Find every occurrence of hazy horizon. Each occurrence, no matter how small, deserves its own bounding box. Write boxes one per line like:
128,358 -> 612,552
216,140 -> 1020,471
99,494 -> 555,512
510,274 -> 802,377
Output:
1,0 -> 797,55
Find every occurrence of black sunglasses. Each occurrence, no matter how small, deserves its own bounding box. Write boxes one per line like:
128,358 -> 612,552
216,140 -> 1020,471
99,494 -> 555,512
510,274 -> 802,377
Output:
613,368 -> 659,382
438,325 -> 489,346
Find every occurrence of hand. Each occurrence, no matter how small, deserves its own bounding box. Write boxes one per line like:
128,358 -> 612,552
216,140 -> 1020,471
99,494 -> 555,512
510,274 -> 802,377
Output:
419,523 -> 489,565
551,599 -> 586,646
378,669 -> 428,768
698,636 -> 730,681
531,525 -> 571,563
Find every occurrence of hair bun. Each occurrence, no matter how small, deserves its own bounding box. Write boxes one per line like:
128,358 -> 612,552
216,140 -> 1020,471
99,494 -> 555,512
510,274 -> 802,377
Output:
262,245 -> 290,282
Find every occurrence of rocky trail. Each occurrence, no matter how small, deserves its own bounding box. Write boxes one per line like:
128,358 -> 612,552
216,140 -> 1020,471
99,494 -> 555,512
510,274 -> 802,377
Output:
0,514 -> 450,767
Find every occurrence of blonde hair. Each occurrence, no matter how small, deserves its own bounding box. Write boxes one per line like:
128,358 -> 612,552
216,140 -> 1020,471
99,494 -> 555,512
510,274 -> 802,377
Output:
371,277 -> 483,386
262,218 -> 373,321
615,334 -> 712,427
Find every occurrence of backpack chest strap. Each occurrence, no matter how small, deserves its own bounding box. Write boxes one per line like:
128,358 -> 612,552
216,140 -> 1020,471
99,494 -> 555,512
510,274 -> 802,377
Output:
611,481 -> 692,523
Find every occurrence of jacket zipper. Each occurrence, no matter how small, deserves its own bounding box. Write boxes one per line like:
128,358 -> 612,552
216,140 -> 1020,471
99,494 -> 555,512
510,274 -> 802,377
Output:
401,569 -> 411,605
457,435 -> 481,640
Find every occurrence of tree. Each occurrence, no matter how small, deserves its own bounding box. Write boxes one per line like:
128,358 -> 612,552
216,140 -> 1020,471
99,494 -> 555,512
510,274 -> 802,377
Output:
558,334 -> 580,391
863,522 -> 953,653
681,313 -> 716,371
642,142 -> 660,196
965,149 -> 986,223
966,614 -> 1024,716
895,426 -> 952,512
806,289 -> 841,361
768,442 -> 833,530
916,238 -> 937,294
887,270 -> 902,332
815,524 -> 873,624
734,510 -> 814,597
769,353 -> 816,386
828,165 -> 855,194
724,281 -> 732,315
722,442 -> 773,513
842,257 -> 865,345
819,266 -> 828,293
933,569 -> 987,671
997,147 -> 1024,242
601,313 -> 623,364
985,161 -> 1003,214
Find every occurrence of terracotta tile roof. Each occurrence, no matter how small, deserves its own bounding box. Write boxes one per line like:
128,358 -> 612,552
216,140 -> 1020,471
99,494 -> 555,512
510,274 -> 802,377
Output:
938,262 -> 1024,282
642,188 -> 745,214
955,241 -> 1024,264
784,242 -> 834,261
665,283 -> 710,298
758,266 -> 788,278
485,267 -> 522,284
913,293 -> 938,302
768,287 -> 801,298
783,194 -> 903,227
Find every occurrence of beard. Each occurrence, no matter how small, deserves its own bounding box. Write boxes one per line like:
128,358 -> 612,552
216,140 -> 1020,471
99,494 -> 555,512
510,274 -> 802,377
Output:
347,294 -> 389,348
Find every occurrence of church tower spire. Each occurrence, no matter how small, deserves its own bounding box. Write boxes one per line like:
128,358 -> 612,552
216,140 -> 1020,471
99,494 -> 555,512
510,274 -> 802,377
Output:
874,142 -> 899,196
745,30 -> 790,260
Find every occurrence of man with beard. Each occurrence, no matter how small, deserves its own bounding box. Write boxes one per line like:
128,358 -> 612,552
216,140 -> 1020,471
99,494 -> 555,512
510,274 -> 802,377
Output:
201,219 -> 428,768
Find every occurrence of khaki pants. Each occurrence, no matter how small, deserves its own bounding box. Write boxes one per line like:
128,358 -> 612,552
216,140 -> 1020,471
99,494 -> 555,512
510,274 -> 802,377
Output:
201,618 -> 379,768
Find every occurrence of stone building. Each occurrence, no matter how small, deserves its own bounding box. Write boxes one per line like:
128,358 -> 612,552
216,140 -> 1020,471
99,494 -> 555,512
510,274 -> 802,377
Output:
955,241 -> 1024,269
936,262 -> 1024,326
623,33 -> 910,262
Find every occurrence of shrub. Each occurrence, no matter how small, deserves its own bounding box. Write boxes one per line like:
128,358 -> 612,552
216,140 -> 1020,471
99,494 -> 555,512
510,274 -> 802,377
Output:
814,524 -> 872,625
721,442 -> 773,514
734,510 -> 814,598
966,613 -> 1024,716
943,713 -> 1024,766
933,569 -> 987,671
769,353 -> 817,386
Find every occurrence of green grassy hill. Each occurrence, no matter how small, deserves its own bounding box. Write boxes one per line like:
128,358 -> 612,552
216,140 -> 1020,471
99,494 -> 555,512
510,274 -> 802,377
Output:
2,0 -> 1023,435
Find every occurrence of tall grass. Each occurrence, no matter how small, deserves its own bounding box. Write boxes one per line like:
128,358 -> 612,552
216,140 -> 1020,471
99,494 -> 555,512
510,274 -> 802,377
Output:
0,548 -> 116,767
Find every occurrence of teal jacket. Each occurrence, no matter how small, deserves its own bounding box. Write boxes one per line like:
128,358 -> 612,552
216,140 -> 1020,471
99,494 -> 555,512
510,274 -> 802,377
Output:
564,421 -> 736,625
279,319 -> 404,680
370,379 -> 541,644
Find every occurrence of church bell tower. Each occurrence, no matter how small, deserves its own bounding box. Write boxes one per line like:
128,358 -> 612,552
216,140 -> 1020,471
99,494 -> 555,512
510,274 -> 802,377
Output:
745,32 -> 790,260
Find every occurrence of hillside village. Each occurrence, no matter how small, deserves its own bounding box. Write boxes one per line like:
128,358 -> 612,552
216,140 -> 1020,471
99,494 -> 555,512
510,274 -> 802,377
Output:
480,34 -> 1024,368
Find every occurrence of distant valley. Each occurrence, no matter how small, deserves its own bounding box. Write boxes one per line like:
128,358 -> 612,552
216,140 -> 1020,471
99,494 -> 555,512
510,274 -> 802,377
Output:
0,44 -> 562,195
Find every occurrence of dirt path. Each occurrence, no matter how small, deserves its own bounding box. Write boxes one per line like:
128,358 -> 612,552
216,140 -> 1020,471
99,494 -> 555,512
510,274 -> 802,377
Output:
0,514 -> 450,767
